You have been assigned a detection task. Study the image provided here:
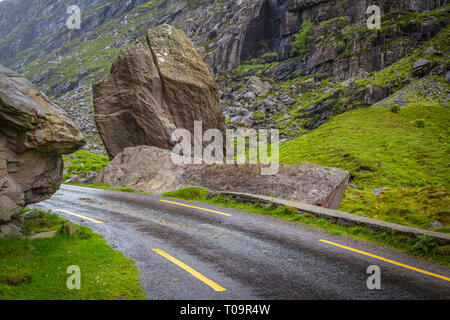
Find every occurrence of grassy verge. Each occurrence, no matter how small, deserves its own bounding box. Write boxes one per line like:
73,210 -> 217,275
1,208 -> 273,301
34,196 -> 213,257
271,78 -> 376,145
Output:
162,187 -> 450,267
0,209 -> 147,300
65,182 -> 149,194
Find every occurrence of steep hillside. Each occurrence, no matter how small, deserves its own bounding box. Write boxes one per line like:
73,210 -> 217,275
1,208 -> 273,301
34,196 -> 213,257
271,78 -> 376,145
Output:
0,0 -> 448,232
276,25 -> 450,232
1,0 -> 448,152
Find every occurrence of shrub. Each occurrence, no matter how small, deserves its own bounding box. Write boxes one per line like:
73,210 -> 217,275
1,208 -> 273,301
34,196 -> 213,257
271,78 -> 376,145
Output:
292,20 -> 314,56
413,119 -> 426,128
336,40 -> 347,56
390,104 -> 401,113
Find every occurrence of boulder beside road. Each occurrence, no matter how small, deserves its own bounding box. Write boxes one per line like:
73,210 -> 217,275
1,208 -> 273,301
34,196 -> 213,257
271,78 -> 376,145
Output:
98,145 -> 349,210
93,24 -> 225,160
0,65 -> 85,224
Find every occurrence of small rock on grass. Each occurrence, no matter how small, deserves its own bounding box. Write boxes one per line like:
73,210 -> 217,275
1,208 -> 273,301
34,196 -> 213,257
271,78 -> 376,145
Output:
27,230 -> 57,240
60,224 -> 79,235
429,221 -> 445,229
372,187 -> 388,197
0,223 -> 22,239
24,209 -> 43,219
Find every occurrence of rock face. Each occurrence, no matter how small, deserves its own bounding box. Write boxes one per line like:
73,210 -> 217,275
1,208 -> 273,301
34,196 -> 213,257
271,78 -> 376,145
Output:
0,1 -> 446,153
0,65 -> 85,222
94,24 -> 225,159
98,145 -> 350,210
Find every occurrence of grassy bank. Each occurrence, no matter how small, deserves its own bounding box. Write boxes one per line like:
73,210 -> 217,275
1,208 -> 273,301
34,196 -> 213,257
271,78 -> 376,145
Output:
162,187 -> 450,267
279,101 -> 449,233
0,210 -> 147,300
63,150 -> 110,181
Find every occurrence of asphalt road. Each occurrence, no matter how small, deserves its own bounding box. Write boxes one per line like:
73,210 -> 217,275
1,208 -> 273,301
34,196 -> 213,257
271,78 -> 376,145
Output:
31,184 -> 450,300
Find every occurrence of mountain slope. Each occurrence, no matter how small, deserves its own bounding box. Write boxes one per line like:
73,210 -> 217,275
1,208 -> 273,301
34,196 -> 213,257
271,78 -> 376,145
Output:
1,0 -> 448,153
0,0 -> 449,233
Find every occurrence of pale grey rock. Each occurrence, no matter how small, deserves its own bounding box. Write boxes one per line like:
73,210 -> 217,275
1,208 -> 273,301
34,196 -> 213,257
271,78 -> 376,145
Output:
0,223 -> 21,239
412,59 -> 435,77
99,145 -> 350,210
373,187 -> 388,197
430,221 -> 445,229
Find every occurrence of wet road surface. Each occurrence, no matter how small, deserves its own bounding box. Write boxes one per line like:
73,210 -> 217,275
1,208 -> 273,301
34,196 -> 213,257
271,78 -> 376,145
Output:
32,184 -> 450,300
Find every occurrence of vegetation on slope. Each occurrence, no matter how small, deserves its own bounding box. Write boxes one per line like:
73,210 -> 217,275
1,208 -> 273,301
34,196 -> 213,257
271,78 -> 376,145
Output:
279,100 -> 449,233
63,150 -> 110,181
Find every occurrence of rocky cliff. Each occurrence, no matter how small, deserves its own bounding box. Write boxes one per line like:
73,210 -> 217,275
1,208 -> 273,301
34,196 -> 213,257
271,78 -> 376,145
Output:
0,0 -> 448,150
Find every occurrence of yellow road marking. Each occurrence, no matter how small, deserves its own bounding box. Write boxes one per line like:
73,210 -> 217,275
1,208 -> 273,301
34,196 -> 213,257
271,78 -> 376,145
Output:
160,199 -> 231,217
319,239 -> 450,282
153,249 -> 226,292
55,209 -> 104,224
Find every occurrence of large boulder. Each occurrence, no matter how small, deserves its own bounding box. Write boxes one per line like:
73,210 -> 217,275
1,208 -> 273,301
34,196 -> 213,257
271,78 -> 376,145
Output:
0,65 -> 85,222
98,146 -> 349,210
93,24 -> 225,159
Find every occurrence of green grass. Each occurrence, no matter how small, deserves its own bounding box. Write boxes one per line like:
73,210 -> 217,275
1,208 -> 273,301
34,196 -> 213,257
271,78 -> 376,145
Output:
0,210 -> 147,300
341,187 -> 449,233
63,150 -> 110,181
65,182 -> 149,195
162,188 -> 450,266
279,101 -> 449,232
292,19 -> 314,56
163,187 -> 209,201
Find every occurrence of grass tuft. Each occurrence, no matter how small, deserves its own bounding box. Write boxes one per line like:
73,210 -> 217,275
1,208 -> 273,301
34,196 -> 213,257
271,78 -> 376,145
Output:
163,187 -> 210,201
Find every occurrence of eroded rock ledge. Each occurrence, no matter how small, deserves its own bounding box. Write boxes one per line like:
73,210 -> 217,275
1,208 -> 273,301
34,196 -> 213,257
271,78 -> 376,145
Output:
0,65 -> 85,224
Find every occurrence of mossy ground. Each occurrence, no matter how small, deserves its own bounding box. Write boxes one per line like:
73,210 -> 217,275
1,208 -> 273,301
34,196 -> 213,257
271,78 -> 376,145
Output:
163,187 -> 210,201
66,182 -> 150,194
63,150 -> 110,181
0,210 -> 147,300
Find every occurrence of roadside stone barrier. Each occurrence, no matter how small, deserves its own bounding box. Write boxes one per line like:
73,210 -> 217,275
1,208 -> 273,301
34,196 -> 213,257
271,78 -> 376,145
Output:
209,191 -> 450,245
